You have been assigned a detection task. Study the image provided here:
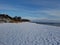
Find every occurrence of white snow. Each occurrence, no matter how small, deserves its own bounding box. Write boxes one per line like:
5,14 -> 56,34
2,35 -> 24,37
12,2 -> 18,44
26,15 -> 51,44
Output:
0,22 -> 60,45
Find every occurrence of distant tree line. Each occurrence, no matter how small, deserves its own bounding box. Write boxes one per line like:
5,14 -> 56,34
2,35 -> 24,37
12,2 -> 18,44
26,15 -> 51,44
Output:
0,14 -> 30,23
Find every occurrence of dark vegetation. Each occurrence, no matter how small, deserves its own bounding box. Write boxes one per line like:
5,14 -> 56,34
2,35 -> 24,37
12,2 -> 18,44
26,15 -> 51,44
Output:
21,19 -> 30,22
0,14 -> 30,23
32,21 -> 60,27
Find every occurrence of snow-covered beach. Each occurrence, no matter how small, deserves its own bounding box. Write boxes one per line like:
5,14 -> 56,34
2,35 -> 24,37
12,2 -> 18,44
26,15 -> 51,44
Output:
0,22 -> 60,45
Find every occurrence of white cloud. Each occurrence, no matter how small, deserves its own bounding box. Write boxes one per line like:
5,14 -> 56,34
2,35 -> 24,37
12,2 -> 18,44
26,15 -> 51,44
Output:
28,9 -> 60,17
40,9 -> 60,17
0,4 -> 60,20
25,9 -> 60,20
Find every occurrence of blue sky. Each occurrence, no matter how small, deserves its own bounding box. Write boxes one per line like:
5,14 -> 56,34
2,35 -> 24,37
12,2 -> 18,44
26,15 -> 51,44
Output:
0,0 -> 60,20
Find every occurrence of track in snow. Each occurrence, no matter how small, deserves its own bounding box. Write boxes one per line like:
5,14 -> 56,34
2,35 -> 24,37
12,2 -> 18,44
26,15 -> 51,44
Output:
0,22 -> 60,45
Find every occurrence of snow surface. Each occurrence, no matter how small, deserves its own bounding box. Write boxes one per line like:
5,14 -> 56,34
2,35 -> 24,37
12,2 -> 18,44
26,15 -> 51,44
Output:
0,22 -> 60,45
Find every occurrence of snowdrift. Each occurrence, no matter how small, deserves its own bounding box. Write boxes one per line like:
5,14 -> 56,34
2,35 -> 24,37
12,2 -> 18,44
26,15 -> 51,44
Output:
0,22 -> 60,45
